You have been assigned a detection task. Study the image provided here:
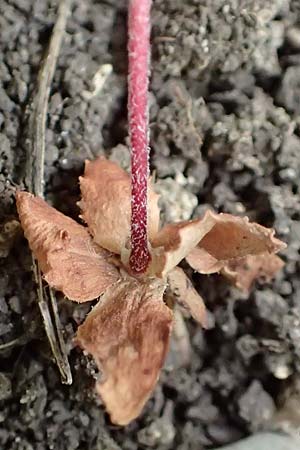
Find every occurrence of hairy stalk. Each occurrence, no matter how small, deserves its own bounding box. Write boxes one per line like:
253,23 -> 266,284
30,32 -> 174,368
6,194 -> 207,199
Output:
128,0 -> 152,274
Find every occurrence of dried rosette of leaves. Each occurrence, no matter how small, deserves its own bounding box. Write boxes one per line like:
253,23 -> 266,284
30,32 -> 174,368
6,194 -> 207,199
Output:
16,157 -> 285,425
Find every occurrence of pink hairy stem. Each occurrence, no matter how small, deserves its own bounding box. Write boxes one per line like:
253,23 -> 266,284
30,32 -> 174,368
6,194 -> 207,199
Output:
128,0 -> 152,275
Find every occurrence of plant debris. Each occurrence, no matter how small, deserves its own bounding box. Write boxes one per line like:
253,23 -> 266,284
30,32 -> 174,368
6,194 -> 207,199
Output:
16,157 -> 285,425
22,0 -> 72,385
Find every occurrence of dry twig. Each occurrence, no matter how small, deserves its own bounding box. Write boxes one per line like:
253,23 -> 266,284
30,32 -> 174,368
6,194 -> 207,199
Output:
24,0 -> 72,384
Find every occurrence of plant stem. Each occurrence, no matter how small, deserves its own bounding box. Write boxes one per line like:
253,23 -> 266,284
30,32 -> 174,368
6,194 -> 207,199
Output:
128,0 -> 152,274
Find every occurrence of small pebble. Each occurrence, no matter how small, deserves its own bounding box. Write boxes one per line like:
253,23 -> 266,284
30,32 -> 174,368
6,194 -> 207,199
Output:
212,432 -> 300,450
238,381 -> 275,429
8,296 -> 22,314
0,373 -> 12,401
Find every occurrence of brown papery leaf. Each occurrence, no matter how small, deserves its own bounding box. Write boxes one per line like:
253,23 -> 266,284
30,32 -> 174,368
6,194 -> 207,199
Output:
76,277 -> 173,425
16,192 -> 120,302
222,253 -> 285,292
150,212 -> 218,277
167,267 -> 207,327
185,212 -> 286,275
79,157 -> 160,255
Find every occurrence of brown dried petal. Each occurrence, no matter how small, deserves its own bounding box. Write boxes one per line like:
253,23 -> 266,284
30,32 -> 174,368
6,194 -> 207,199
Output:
150,213 -> 218,277
185,211 -> 286,274
79,157 -> 160,254
167,267 -> 207,327
222,253 -> 285,292
76,277 -> 173,425
16,192 -> 120,302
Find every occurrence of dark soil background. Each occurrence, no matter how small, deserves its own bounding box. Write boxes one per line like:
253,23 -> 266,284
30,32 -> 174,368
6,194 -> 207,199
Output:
1,0 -> 300,449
